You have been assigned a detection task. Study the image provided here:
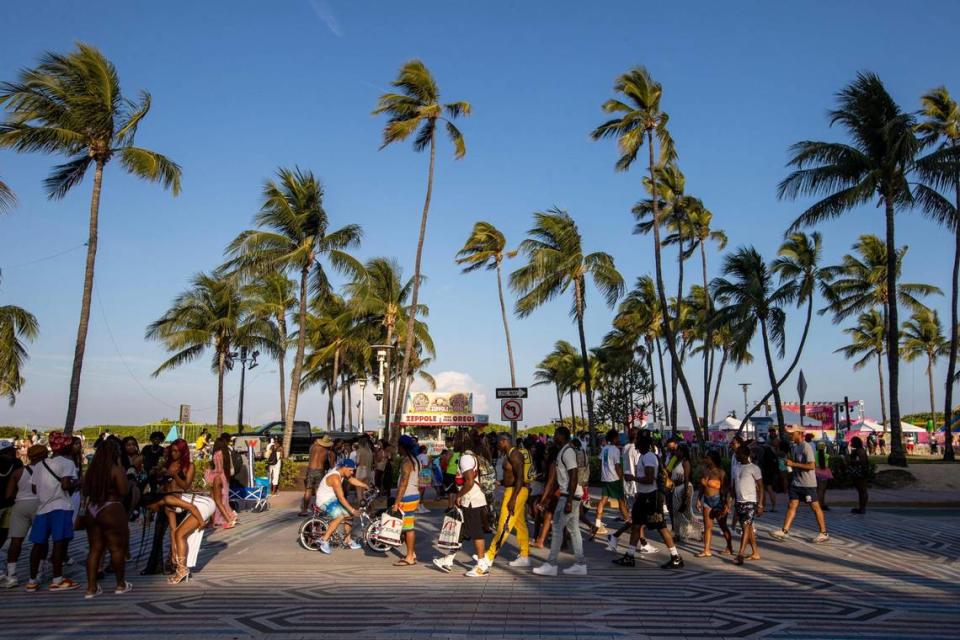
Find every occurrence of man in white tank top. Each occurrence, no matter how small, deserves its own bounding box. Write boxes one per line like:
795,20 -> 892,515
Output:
315,460 -> 369,554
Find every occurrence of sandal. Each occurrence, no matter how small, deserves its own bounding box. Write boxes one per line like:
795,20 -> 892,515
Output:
115,582 -> 134,595
84,585 -> 103,599
393,558 -> 417,567
694,552 -> 712,558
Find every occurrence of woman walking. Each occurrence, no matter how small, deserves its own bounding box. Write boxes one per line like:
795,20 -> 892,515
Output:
204,436 -> 236,529
266,440 -> 282,495
82,439 -> 132,598
848,437 -> 869,514
531,443 -> 559,549
668,444 -> 697,542
814,442 -> 832,510
696,451 -> 733,557
391,435 -> 422,567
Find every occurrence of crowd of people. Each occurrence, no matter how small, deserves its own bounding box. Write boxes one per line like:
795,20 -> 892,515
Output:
0,429 -> 258,597
302,423 -> 872,577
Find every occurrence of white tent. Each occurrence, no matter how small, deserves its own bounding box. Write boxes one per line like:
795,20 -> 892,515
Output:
708,416 -> 742,431
859,419 -> 924,433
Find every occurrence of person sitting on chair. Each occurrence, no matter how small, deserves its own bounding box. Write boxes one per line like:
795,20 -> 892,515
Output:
315,460 -> 369,554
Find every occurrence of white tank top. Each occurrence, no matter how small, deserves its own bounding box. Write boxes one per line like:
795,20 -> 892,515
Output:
315,469 -> 341,505
16,465 -> 38,502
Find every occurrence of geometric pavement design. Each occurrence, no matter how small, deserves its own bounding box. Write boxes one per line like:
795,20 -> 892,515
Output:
1,494 -> 958,640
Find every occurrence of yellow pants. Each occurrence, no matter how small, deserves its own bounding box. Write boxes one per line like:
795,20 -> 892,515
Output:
485,486 -> 529,562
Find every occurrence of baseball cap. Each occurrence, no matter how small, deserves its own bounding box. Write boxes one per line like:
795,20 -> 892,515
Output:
398,435 -> 417,451
47,431 -> 73,452
337,459 -> 357,470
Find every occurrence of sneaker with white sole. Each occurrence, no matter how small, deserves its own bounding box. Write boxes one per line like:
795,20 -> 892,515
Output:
115,582 -> 133,595
769,528 -> 789,541
48,577 -> 80,592
432,558 -> 452,573
638,542 -> 657,554
605,534 -> 618,552
346,540 -> 362,550
508,556 -> 531,568
319,540 -> 332,554
2,575 -> 18,589
562,563 -> 588,576
812,532 -> 830,544
465,564 -> 489,577
84,585 -> 102,599
532,563 -> 558,576
25,580 -> 39,592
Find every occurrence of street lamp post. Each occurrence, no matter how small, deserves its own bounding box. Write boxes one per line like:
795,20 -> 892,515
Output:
739,382 -> 752,438
372,344 -> 395,442
358,378 -> 367,432
230,346 -> 259,434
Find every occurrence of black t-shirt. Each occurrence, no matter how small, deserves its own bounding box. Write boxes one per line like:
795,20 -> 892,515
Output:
0,458 -> 24,509
142,444 -> 164,475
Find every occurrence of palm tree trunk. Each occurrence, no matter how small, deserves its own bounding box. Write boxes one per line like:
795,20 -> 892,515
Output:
928,355 -> 936,422
64,160 -> 105,434
216,350 -> 226,435
574,278 -> 597,449
655,337 -> 669,424
393,129 -> 436,429
383,322 -> 394,441
496,260 -> 519,439
278,316 -> 287,423
646,133 -> 702,443
884,198 -> 906,466
942,180 -> 960,460
330,348 -> 340,430
700,242 -> 713,430
282,266 -> 309,457
555,384 -> 564,423
341,377 -> 347,432
347,383 -> 353,431
712,348 -> 728,423
877,351 -> 888,430
569,391 -> 575,427
645,339 -> 657,425
737,290 -> 815,434
758,316 -> 786,441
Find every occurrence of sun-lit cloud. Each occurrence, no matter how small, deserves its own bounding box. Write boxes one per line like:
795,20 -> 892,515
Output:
308,0 -> 343,37
414,370 -> 489,413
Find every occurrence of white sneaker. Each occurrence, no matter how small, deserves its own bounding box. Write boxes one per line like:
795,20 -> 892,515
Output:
812,532 -> 830,544
562,563 -> 588,576
2,575 -> 18,589
432,558 -> 452,573
638,542 -> 657,554
465,564 -> 489,577
508,556 -> 531,568
605,534 -> 618,552
319,540 -> 332,554
532,563 -> 558,576
769,528 -> 789,541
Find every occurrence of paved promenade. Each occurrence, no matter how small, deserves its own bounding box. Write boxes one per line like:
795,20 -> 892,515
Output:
2,492 -> 958,640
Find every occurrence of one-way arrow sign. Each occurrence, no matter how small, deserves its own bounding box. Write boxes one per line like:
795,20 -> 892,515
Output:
496,387 -> 528,399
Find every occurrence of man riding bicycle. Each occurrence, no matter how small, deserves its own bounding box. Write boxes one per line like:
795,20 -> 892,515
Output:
315,459 -> 370,554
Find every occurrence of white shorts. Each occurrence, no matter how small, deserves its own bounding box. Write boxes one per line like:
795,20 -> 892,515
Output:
9,499 -> 39,539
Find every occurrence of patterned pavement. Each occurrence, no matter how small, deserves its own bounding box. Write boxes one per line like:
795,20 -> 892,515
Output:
1,494 -> 958,640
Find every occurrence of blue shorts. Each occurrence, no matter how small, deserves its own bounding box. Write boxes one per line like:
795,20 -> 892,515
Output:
30,509 -> 74,544
788,485 -> 818,504
318,499 -> 350,520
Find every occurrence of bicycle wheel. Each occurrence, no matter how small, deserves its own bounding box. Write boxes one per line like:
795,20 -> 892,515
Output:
364,519 -> 390,553
299,518 -> 328,551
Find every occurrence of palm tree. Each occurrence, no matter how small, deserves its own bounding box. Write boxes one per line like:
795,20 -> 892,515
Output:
373,60 -> 470,427
591,66 -> 704,441
455,221 -> 519,430
835,310 -> 889,428
532,351 -> 566,423
611,277 -> 666,424
736,232 -> 827,429
245,271 -> 297,422
916,86 -> 960,459
0,272 -> 39,405
0,177 -> 15,212
778,72 -> 922,466
510,208 -> 624,447
224,167 -> 362,456
0,43 -> 181,433
712,247 -> 798,440
902,308 -> 949,424
146,273 -> 277,433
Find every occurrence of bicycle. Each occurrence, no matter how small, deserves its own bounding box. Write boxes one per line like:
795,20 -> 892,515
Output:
298,488 -> 391,553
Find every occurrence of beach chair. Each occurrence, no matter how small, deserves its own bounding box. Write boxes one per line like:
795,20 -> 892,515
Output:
228,480 -> 270,513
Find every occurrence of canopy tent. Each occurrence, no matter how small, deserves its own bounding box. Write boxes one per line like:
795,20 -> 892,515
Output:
708,416 -> 742,431
781,410 -> 822,427
858,419 -> 925,433
164,425 -> 180,443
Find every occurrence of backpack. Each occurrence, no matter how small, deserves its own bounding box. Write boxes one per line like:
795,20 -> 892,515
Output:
561,444 -> 590,491
466,450 -> 497,496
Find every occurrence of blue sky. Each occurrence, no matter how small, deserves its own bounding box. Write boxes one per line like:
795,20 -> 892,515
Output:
2,1 -> 959,429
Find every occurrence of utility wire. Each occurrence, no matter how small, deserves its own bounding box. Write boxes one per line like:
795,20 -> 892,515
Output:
1,242 -> 87,270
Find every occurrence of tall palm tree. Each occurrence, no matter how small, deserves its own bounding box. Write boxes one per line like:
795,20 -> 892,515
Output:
0,177 -> 15,212
611,276 -> 666,424
835,310 -> 890,428
224,167 -> 362,456
455,221 -> 519,429
0,43 -> 181,433
712,247 -> 798,440
146,273 -> 277,433
245,271 -> 297,422
510,208 -> 624,447
736,232 -> 827,429
916,86 -> 960,459
778,72 -> 922,466
901,308 -> 949,425
532,351 -> 566,423
591,66 -> 704,442
0,272 -> 39,405
373,60 -> 470,427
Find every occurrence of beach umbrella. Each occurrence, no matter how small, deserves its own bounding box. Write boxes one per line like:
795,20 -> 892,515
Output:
164,425 -> 179,443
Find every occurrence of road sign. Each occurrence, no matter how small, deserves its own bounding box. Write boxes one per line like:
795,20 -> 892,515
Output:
496,387 -> 528,399
501,399 -> 523,422
179,404 -> 191,424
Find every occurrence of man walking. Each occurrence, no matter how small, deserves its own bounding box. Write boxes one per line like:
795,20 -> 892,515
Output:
594,430 -> 630,536
612,433 -> 684,569
300,435 -> 335,516
533,426 -> 587,576
733,446 -> 763,564
27,432 -> 80,591
770,430 -> 829,543
432,432 -> 488,575
475,434 -> 531,574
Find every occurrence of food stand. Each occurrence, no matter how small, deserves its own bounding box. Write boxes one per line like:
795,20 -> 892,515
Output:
398,391 -> 489,454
